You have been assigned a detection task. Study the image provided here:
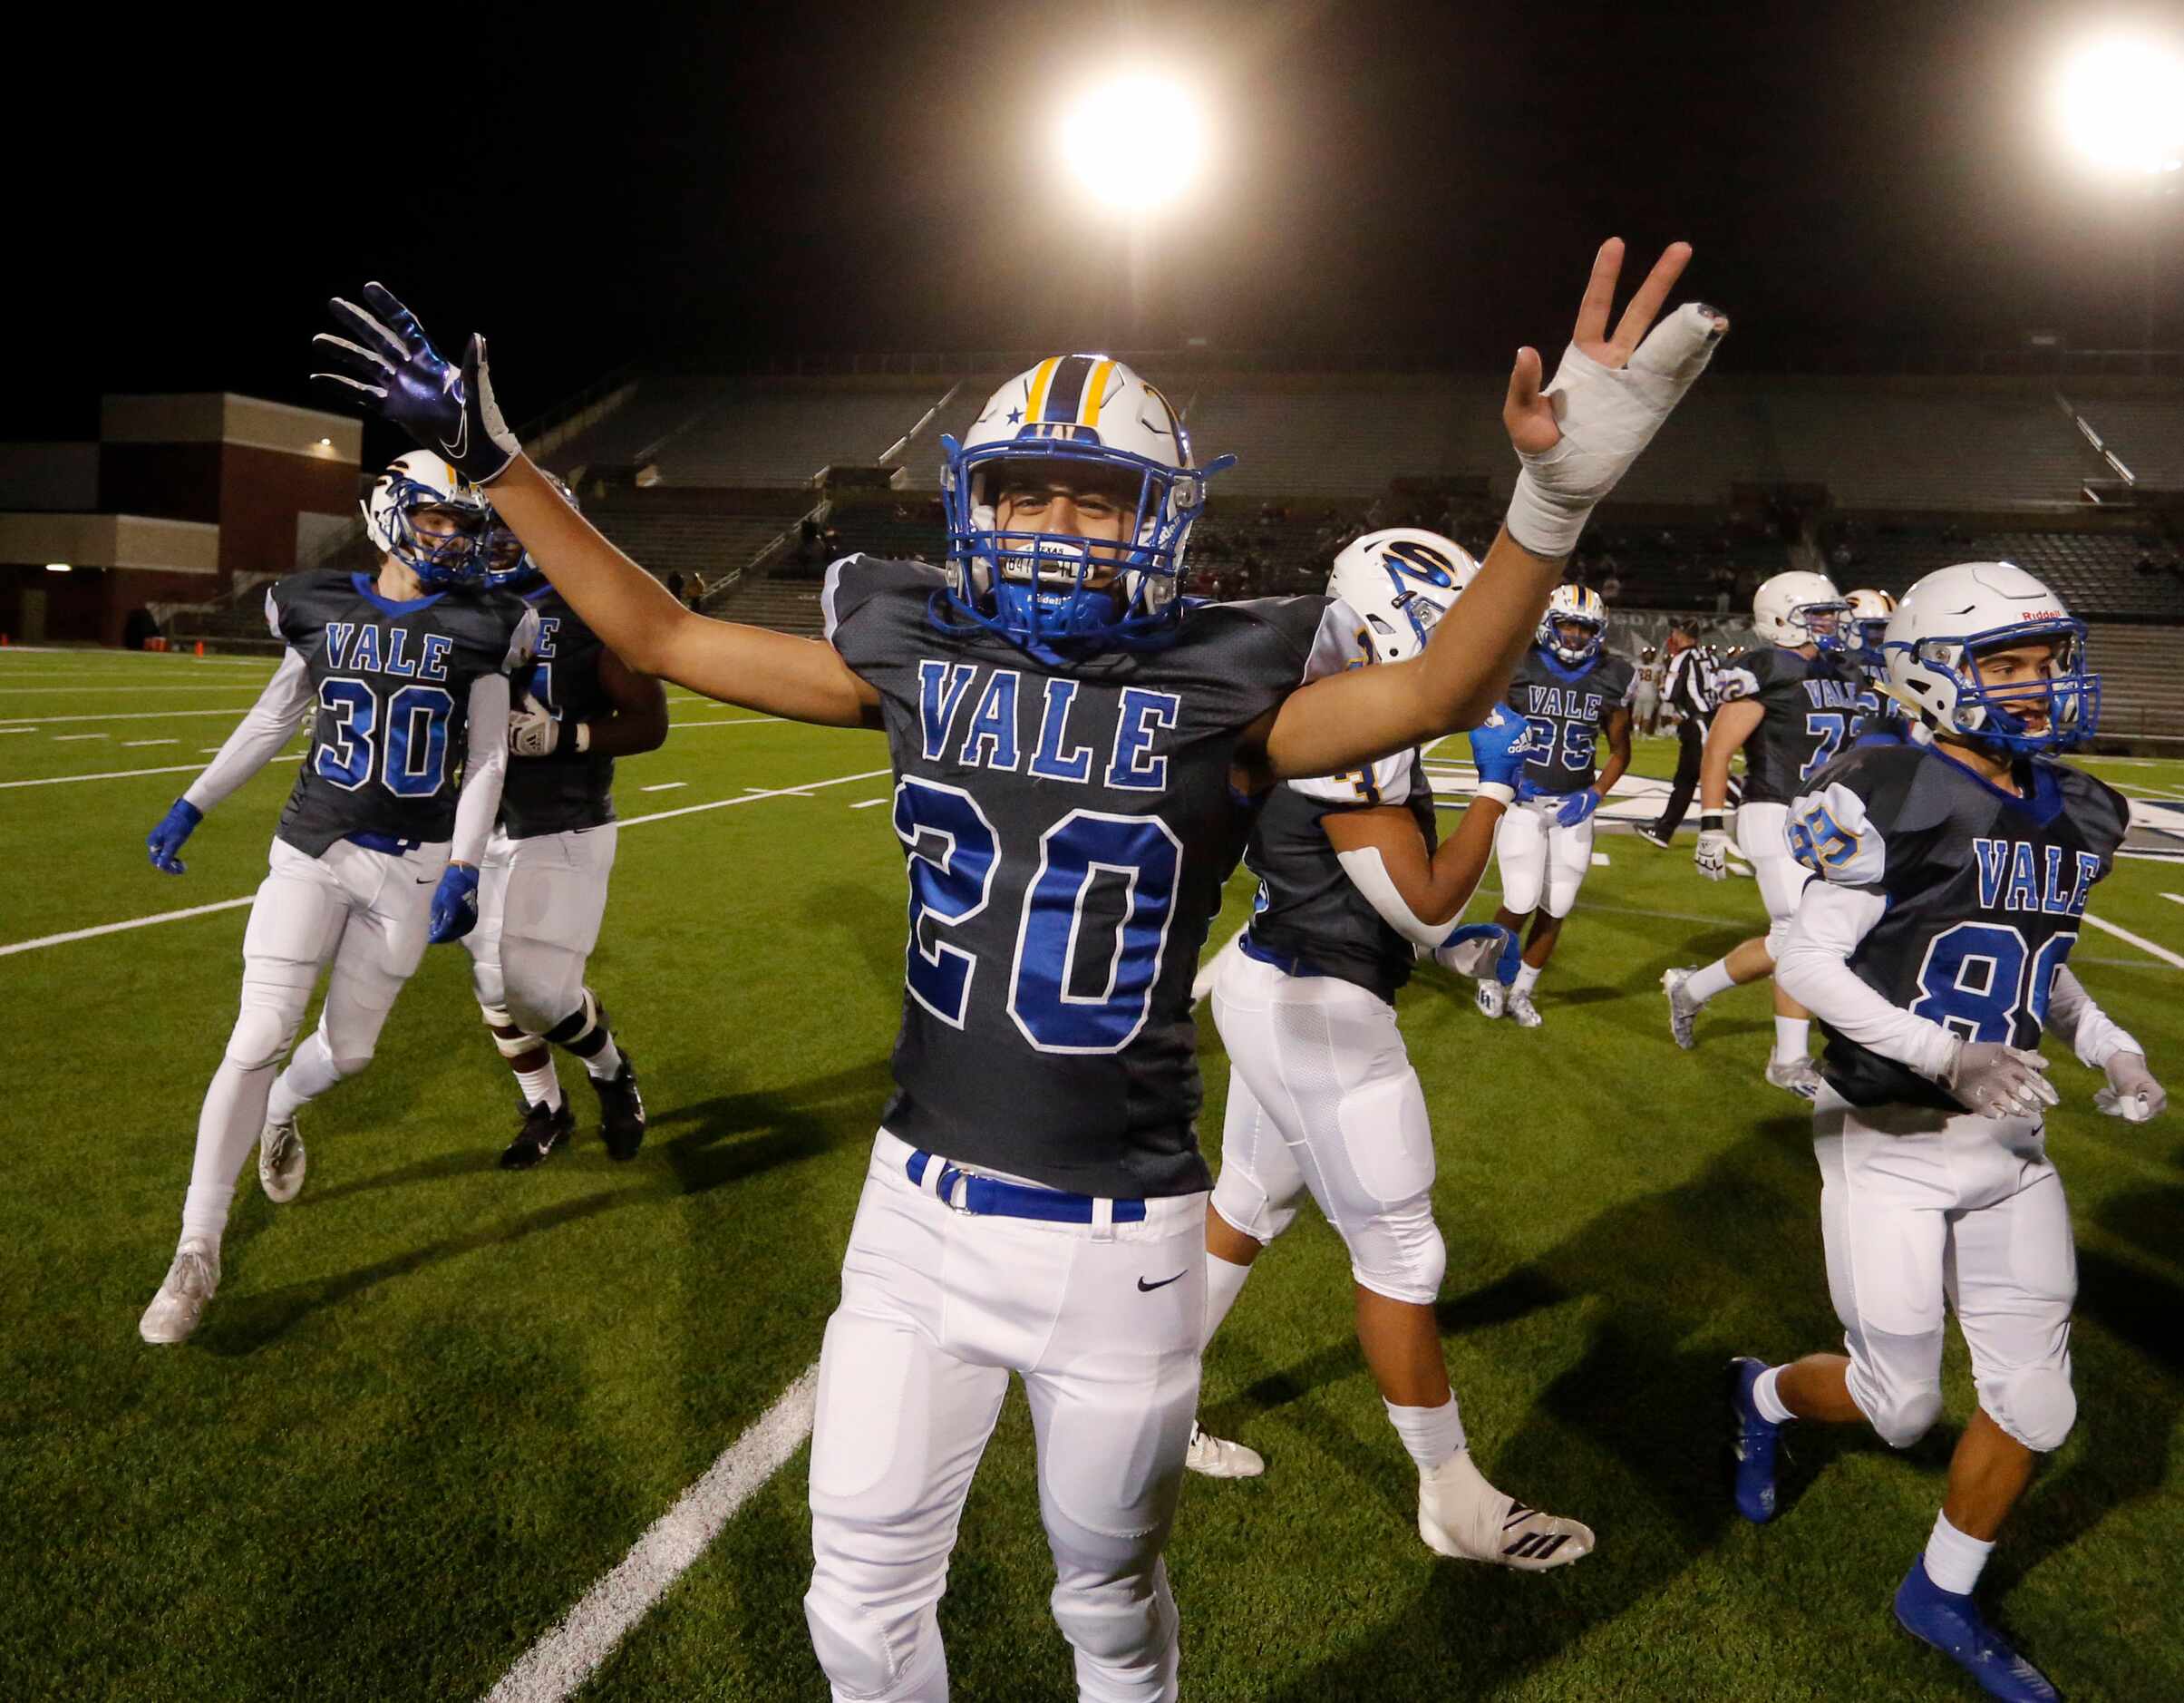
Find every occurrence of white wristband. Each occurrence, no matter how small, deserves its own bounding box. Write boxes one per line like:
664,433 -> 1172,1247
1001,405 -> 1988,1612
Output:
1474,781 -> 1517,805
1504,472 -> 1591,560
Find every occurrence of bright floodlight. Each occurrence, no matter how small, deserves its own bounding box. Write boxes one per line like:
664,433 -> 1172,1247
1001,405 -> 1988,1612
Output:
2057,34 -> 2184,174
1059,75 -> 1205,208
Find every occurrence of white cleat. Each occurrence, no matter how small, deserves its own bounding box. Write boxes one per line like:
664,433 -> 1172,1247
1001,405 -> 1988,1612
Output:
258,1114 -> 306,1204
1507,990 -> 1543,1029
1186,1422 -> 1266,1479
1765,1056 -> 1824,1100
140,1238 -> 220,1346
1662,967 -> 1700,1051
1475,979 -> 1506,1020
1418,1449 -> 1594,1572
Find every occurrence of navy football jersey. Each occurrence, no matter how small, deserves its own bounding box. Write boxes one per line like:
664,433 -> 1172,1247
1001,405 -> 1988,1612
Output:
1506,648 -> 1636,795
1787,740 -> 2129,1111
824,555 -> 1349,1198
268,570 -> 535,857
503,585 -> 619,840
1245,741 -> 1437,1004
1714,645 -> 1865,803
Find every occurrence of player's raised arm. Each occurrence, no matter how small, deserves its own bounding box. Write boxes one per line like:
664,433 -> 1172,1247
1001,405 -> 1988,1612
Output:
311,287 -> 879,730
1245,241 -> 1725,785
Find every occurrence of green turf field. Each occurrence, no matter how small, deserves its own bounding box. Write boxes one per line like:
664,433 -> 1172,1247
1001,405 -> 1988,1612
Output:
3,645 -> 2179,1702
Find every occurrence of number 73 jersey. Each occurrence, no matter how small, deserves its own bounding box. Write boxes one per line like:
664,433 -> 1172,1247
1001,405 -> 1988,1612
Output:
1714,644 -> 1865,803
825,556 -> 1350,1200
1786,740 -> 2130,1111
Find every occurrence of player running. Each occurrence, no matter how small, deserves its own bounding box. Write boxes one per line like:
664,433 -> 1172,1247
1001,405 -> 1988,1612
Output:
312,242 -> 1720,1701
1186,530 -> 1594,1572
466,476 -> 664,1168
1726,562 -> 2165,1703
1463,584 -> 1634,1028
1662,569 -> 1860,1095
139,452 -> 537,1345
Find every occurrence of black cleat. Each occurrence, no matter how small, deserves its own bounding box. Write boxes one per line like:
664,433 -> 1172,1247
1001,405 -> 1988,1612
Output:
592,1056 -> 647,1161
1636,825 -> 1675,850
500,1099 -> 575,1170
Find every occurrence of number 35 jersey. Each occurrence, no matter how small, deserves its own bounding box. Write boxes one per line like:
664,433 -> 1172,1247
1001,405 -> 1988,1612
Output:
1714,645 -> 1864,803
267,569 -> 536,858
1787,739 -> 2129,1111
1505,647 -> 1636,795
825,555 -> 1350,1200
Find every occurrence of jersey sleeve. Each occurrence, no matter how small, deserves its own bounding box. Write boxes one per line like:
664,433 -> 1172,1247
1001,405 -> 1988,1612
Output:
822,554 -> 947,675
1713,650 -> 1765,704
1782,744 -> 1904,889
263,586 -> 282,642
503,605 -> 542,673
1288,744 -> 1415,808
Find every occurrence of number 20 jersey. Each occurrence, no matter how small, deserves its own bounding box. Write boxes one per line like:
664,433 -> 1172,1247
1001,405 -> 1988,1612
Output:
267,569 -> 534,858
1714,644 -> 1864,804
1788,739 -> 2129,1112
825,555 -> 1350,1200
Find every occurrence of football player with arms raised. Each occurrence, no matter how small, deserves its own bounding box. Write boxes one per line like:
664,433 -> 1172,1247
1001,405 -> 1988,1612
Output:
1461,584 -> 1635,1028
466,475 -> 665,1168
313,242 -> 1720,1701
1726,563 -> 2164,1703
139,453 -> 538,1344
1662,569 -> 1859,1095
1186,529 -> 1594,1572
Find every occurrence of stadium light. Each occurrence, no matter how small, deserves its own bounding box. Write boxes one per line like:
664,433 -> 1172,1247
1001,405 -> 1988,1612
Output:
44,562 -> 70,573
1058,75 -> 1206,209
2056,34 -> 2184,175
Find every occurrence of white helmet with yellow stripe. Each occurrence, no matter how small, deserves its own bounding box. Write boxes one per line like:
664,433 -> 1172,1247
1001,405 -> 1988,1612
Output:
1537,583 -> 1607,665
939,354 -> 1233,651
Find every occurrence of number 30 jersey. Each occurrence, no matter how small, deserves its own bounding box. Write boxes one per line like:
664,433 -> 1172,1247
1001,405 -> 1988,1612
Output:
1787,740 -> 2129,1111
267,569 -> 536,858
1505,647 -> 1636,795
1714,645 -> 1865,803
825,555 -> 1350,1199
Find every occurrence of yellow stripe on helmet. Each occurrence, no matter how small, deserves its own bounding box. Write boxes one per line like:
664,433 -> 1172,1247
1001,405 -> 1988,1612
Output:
1024,356 -> 1062,426
1079,358 -> 1116,429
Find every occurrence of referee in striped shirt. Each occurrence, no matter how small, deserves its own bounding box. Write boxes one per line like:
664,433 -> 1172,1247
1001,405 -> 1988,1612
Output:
1639,619 -> 1725,846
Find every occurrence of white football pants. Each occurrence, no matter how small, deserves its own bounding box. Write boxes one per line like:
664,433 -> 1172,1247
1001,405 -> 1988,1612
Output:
805,1130 -> 1204,1703
180,835 -> 442,1243
1208,949 -> 1445,1306
463,822 -> 617,1035
1494,796 -> 1596,919
1736,802 -> 1810,957
1814,1085 -> 2078,1455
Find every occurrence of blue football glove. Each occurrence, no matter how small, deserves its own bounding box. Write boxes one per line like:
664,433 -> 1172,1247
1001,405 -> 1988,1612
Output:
1555,787 -> 1603,828
427,863 -> 481,944
1467,706 -> 1537,792
1441,923 -> 1522,986
146,797 -> 203,875
312,284 -> 519,484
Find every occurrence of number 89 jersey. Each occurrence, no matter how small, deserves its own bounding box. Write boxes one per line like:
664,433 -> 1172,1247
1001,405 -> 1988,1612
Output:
1787,740 -> 2129,1111
1713,644 -> 1865,803
824,555 -> 1349,1200
267,569 -> 535,858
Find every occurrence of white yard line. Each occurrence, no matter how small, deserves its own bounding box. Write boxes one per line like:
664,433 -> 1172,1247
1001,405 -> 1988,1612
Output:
3,706 -> 289,725
850,797 -> 889,809
480,1366 -> 818,1703
0,897 -> 260,958
639,782 -> 686,793
2079,912 -> 2184,970
53,732 -> 107,741
0,754 -> 301,791
0,683 -> 272,696
2163,892 -> 2184,908
122,738 -> 180,747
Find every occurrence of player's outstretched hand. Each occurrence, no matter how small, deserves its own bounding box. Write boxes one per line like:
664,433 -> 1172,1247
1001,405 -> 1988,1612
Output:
2094,1051 -> 2168,1123
1694,825 -> 1731,881
1944,1040 -> 2061,1121
311,284 -> 519,484
428,862 -> 482,945
1503,239 -> 1727,559
146,797 -> 202,875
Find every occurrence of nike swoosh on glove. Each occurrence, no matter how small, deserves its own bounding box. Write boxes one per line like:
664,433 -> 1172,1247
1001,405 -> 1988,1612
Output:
146,797 -> 203,874
428,863 -> 482,945
2094,1051 -> 2167,1123
1555,788 -> 1602,827
312,284 -> 519,484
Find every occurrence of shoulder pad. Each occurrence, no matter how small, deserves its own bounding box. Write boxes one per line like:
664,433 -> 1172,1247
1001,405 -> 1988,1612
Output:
2048,763 -> 2132,861
821,554 -> 943,647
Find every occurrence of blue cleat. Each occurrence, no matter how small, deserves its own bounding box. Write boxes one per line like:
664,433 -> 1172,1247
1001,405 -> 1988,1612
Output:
1727,1356 -> 1781,1523
1894,1557 -> 2061,1702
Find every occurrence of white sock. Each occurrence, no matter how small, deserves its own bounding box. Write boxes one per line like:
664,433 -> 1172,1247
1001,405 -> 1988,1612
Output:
181,1057 -> 278,1247
1771,1017 -> 1810,1066
1687,959 -> 1737,1005
267,1031 -> 345,1124
1924,1511 -> 1995,1597
516,1058 -> 562,1111
1202,1252 -> 1253,1351
1512,962 -> 1542,997
1752,1365 -> 1797,1425
581,1031 -> 625,1080
1384,1397 -> 1467,1473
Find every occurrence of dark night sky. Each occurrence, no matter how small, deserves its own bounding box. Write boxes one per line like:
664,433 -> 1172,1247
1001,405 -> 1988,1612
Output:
8,0 -> 2178,441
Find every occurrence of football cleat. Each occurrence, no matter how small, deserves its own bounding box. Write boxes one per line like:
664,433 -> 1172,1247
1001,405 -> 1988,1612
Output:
1417,1449 -> 1593,1571
1662,967 -> 1700,1050
591,1056 -> 647,1162
500,1099 -> 575,1171
258,1114 -> 306,1204
140,1238 -> 220,1346
1765,1056 -> 1824,1100
1475,979 -> 1507,1020
1636,825 -> 1675,850
1727,1357 -> 1781,1523
1185,1422 -> 1266,1479
1508,989 -> 1543,1029
1894,1558 -> 2061,1703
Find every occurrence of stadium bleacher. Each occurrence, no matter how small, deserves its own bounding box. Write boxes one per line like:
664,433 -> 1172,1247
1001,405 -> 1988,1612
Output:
645,380 -> 954,487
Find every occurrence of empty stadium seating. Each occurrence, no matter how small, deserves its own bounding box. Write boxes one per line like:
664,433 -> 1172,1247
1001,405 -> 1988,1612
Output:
1822,522 -> 2182,622
646,381 -> 952,486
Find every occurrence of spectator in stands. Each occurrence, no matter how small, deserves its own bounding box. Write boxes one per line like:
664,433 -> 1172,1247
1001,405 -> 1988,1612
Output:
666,569 -> 686,603
688,571 -> 707,609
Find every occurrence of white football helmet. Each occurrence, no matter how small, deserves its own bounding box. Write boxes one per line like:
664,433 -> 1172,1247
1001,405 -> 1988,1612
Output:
1752,569 -> 1850,650
1327,529 -> 1477,663
1537,584 -> 1606,665
1884,561 -> 2099,754
363,450 -> 491,589
939,355 -> 1230,650
1844,587 -> 1896,649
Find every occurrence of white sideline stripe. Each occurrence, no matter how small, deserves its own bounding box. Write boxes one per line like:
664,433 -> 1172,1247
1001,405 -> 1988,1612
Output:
850,797 -> 888,808
123,738 -> 180,747
0,896 -> 258,958
2164,892 -> 2184,908
639,782 -> 686,793
53,732 -> 107,741
2080,912 -> 2184,970
482,1365 -> 819,1703
0,726 -> 33,734
0,754 -> 301,791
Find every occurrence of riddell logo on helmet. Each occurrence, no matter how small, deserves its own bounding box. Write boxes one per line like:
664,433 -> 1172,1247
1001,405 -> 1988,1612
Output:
2021,608 -> 2062,619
